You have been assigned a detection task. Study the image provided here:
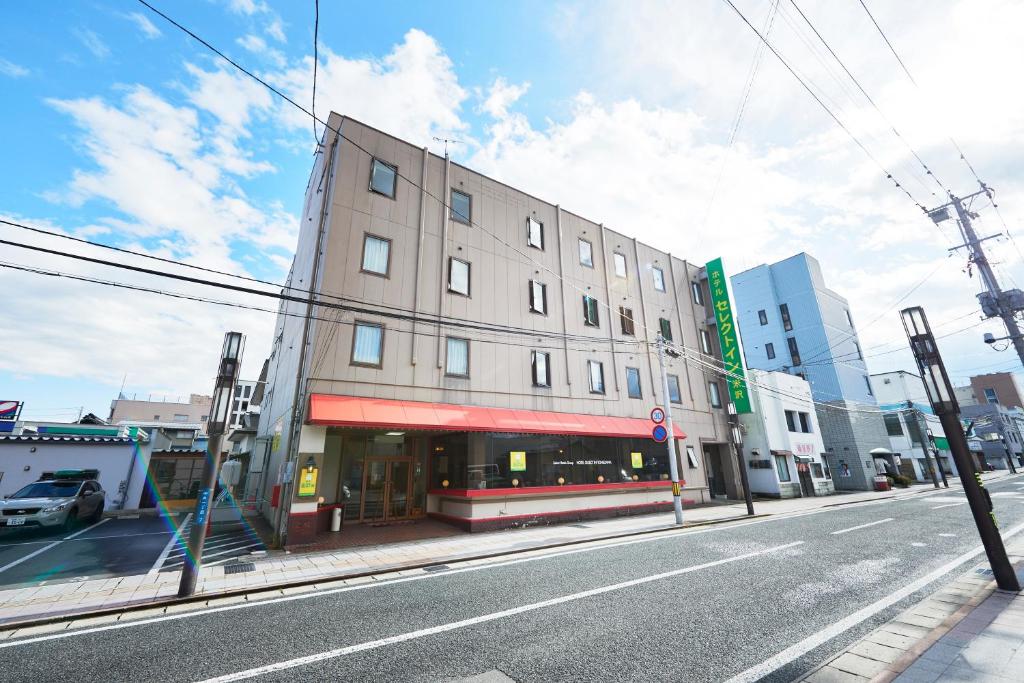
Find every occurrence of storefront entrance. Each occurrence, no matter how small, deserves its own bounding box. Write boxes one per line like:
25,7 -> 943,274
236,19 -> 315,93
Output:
361,457 -> 414,522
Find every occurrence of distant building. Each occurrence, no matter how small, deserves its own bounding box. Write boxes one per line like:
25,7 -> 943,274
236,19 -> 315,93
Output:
870,370 -> 958,482
731,252 -> 891,492
229,380 -> 258,429
955,372 -> 1024,410
961,403 -> 1024,470
740,370 -> 834,498
109,394 -> 212,435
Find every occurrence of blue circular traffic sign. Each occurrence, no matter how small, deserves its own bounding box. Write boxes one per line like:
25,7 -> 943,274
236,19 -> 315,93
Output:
652,424 -> 668,443
650,407 -> 666,424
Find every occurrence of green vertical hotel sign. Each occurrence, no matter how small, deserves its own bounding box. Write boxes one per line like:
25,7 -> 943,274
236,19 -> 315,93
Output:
705,257 -> 752,414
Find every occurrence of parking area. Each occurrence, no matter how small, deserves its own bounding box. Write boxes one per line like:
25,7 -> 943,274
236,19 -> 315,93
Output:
0,513 -> 266,589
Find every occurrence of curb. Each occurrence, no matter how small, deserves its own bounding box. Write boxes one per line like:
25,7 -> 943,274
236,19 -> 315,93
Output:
0,511 -> 765,633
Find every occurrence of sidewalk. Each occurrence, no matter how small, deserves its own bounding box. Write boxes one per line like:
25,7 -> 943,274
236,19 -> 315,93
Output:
0,479 -> 979,630
800,533 -> 1024,683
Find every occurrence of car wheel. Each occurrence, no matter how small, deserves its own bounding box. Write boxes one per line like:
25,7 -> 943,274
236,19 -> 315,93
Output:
63,509 -> 78,532
90,503 -> 104,523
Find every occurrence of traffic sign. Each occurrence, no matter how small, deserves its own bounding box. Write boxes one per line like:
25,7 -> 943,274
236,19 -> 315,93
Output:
650,407 -> 665,424
652,424 -> 668,442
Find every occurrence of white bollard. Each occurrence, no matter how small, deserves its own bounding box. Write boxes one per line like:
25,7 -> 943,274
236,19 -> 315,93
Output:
331,507 -> 342,532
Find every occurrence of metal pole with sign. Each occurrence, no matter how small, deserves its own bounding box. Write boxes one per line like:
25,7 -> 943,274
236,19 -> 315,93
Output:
179,331 -> 245,598
728,402 -> 755,516
656,335 -> 684,525
901,307 -> 1020,591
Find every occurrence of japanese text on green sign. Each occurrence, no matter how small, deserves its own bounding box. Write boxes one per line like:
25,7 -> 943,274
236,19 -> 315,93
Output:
705,257 -> 752,414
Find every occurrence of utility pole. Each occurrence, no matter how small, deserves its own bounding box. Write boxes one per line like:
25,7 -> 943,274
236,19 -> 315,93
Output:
906,401 -> 940,489
727,402 -> 755,515
179,331 -> 244,598
930,187 -> 1024,369
901,306 -> 1020,591
924,427 -> 949,488
656,334 -> 684,525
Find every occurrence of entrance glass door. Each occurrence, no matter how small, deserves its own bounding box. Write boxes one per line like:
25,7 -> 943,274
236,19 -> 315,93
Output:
360,458 -> 413,522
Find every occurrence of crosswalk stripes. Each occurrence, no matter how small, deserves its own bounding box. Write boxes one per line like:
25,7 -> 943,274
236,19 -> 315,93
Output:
157,519 -> 266,572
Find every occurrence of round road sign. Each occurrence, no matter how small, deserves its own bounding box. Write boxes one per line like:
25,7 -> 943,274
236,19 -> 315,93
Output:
650,407 -> 666,424
652,424 -> 669,443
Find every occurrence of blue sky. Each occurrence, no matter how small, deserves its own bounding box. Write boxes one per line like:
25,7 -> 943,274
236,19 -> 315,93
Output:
3,0 -> 1024,421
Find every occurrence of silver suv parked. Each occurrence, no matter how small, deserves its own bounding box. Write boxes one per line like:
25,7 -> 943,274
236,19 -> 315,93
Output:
0,470 -> 105,531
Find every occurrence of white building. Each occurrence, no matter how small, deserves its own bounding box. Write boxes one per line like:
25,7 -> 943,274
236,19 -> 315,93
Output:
740,370 -> 835,498
229,380 -> 258,429
870,370 -> 958,482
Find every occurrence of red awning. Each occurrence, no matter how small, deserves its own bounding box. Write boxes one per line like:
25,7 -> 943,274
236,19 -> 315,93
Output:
308,395 -> 685,439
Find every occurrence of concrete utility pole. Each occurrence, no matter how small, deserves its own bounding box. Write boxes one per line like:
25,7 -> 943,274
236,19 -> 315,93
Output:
924,427 -> 950,488
179,331 -> 244,598
901,306 -> 1020,591
656,334 -> 684,525
727,402 -> 755,515
906,402 -> 940,489
931,188 -> 1024,369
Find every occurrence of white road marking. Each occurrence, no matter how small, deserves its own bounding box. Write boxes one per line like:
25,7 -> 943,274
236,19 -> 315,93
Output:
196,542 -> 805,683
0,518 -> 110,575
911,542 -> 927,547
163,542 -> 266,569
147,513 -> 192,578
932,502 -> 967,510
830,518 -> 894,535
724,520 -> 1024,683
938,533 -> 957,537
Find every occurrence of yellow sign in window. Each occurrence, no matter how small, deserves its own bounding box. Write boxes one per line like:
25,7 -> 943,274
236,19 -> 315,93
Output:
510,451 -> 527,472
631,452 -> 644,469
298,465 -> 318,497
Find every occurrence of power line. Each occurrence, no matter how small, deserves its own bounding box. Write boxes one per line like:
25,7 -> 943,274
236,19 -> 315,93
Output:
856,0 -> 917,85
720,0 -> 927,212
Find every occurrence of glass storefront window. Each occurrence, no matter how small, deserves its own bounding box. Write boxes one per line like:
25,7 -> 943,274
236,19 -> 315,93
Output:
430,432 -> 469,489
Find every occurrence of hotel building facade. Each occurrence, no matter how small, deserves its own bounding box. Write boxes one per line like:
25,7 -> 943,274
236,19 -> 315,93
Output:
257,114 -> 741,546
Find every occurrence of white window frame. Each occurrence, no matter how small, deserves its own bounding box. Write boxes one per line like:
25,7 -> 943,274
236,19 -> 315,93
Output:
653,266 -> 666,292
700,329 -> 712,355
446,337 -> 470,377
527,217 -> 544,250
579,238 -> 594,267
583,295 -> 600,327
361,234 -> 391,277
529,280 -> 547,315
448,257 -> 471,296
691,281 -> 704,305
668,374 -> 682,404
708,381 -> 722,408
532,350 -> 551,387
588,360 -> 605,394
351,322 -> 384,368
369,158 -> 397,198
613,253 -> 627,278
626,367 -> 642,399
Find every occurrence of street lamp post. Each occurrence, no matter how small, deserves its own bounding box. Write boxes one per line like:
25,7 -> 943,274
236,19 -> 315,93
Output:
178,331 -> 245,598
901,307 -> 1020,591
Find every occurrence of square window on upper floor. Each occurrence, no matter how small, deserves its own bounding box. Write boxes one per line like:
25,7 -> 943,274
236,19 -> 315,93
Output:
369,159 -> 397,198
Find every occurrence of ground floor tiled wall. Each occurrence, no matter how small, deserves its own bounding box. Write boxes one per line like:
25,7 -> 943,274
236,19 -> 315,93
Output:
816,402 -> 890,491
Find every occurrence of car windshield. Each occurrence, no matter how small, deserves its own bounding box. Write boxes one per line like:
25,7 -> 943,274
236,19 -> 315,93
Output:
11,481 -> 83,498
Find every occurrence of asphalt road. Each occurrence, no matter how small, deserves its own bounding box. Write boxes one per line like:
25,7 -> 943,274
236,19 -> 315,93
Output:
3,475 -> 1024,683
0,513 -> 266,589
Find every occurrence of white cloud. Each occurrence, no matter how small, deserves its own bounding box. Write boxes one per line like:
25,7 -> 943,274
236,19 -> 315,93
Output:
73,27 -> 110,59
227,0 -> 268,16
236,34 -> 286,67
126,12 -> 161,39
265,19 -> 286,43
0,57 -> 29,78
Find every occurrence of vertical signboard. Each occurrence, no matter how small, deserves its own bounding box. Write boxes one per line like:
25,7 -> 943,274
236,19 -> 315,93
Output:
705,258 -> 752,413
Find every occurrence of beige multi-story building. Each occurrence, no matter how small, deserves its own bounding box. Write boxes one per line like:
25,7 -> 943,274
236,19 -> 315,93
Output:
108,394 -> 212,434
258,114 -> 741,546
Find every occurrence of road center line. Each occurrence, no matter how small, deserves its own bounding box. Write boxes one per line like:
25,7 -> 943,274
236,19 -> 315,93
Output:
195,542 -> 805,683
830,518 -> 894,535
147,513 -> 191,578
724,520 -> 1024,683
932,502 -> 967,510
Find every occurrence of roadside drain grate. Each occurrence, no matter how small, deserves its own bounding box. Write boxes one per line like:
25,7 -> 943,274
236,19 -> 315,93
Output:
423,564 -> 450,573
223,562 -> 256,575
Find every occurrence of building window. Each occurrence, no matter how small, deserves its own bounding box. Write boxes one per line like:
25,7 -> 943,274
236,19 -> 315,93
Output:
448,257 -> 470,296
369,159 -> 397,198
532,351 -> 551,387
846,309 -> 854,327
579,238 -> 594,267
583,295 -> 600,327
780,303 -> 793,331
686,445 -> 700,468
446,337 -> 469,377
785,410 -> 798,432
700,329 -> 712,355
351,322 -> 384,367
775,454 -> 791,482
613,253 -> 627,278
626,367 -> 642,399
984,388 -> 998,404
620,307 -> 635,336
864,375 -> 873,396
529,280 -> 548,314
652,266 -> 666,292
708,381 -> 722,408
588,360 -> 605,394
668,374 -> 682,404
799,412 -> 812,433
766,342 -> 775,360
758,309 -> 768,326
853,342 -> 862,361
659,318 -> 673,342
691,281 -> 704,306
787,337 -> 801,366
451,189 -> 471,224
361,234 -> 391,276
884,413 -> 904,436
527,217 -> 544,250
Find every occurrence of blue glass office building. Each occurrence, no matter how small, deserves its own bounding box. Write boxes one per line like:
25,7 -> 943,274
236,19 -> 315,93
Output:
731,253 -> 891,490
